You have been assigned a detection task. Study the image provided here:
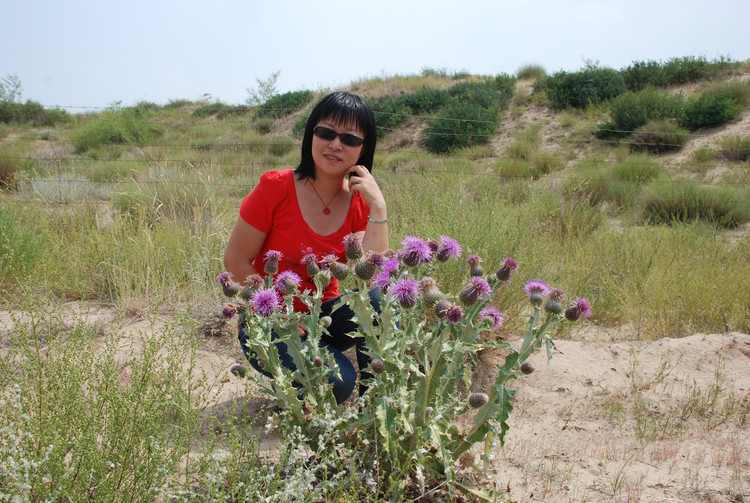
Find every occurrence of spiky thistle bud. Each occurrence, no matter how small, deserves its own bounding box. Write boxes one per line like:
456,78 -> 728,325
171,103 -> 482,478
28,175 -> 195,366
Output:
240,274 -> 264,300
459,276 -> 492,306
320,316 -> 332,328
544,288 -> 566,315
354,253 -> 379,281
343,233 -> 363,262
467,254 -> 484,277
425,406 -> 434,416
264,250 -> 283,275
524,280 -> 549,307
419,277 -> 443,309
222,304 -> 237,319
313,356 -> 323,367
230,364 -> 247,378
302,253 -> 320,277
520,361 -> 535,375
469,392 -> 489,409
495,258 -> 518,282
329,261 -> 349,281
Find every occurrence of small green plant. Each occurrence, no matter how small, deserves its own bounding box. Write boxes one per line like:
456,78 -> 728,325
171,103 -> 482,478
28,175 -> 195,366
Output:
596,88 -> 683,138
424,99 -> 500,153
72,108 -> 163,153
218,234 -> 591,499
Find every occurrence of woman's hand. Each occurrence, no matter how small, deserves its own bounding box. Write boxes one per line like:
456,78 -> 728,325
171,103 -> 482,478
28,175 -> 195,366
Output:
346,165 -> 387,218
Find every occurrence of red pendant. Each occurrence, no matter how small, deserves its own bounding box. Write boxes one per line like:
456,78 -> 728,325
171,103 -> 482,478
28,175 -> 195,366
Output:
323,208 -> 331,214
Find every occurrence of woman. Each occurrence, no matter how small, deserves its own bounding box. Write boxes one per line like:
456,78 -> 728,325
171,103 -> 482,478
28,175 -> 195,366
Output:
223,91 -> 388,404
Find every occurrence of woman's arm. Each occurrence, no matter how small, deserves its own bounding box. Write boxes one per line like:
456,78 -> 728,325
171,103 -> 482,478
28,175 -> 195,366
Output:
223,216 -> 268,285
346,165 -> 389,253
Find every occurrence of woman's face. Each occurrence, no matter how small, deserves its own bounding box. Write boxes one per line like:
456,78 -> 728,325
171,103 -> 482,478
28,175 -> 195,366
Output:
311,118 -> 365,178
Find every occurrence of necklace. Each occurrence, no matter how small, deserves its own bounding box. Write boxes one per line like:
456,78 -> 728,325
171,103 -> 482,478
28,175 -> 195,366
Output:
309,180 -> 342,214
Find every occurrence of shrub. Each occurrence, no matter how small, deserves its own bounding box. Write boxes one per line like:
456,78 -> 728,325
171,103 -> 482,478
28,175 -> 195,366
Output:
395,86 -> 448,115
621,60 -> 669,91
424,99 -> 500,153
268,136 -> 295,157
370,97 -> 409,137
191,102 -> 226,118
216,105 -> 252,119
717,134 -> 750,162
256,90 -> 314,119
0,206 -> 46,283
0,100 -> 69,126
679,92 -> 742,130
516,63 -> 547,80
596,88 -> 683,138
72,108 -> 163,152
630,119 -> 689,154
543,68 -> 626,109
641,180 -> 750,228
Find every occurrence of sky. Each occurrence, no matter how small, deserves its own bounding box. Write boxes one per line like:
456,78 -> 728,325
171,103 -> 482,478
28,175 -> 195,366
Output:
2,0 -> 748,110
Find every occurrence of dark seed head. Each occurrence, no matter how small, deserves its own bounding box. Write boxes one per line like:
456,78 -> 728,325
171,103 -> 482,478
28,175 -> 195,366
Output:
313,356 -> 323,367
469,392 -> 489,409
520,361 -> 535,375
371,358 -> 385,374
230,364 -> 247,378
565,305 -> 580,321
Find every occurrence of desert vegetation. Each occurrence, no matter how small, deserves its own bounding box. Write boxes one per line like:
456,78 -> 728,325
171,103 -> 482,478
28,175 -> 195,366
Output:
1,55 -> 749,501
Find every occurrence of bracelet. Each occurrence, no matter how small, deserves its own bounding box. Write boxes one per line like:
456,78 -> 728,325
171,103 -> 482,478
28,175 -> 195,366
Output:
367,215 -> 388,224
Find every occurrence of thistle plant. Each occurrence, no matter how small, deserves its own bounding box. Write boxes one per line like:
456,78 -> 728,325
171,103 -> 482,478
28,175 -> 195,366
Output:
217,235 -> 591,499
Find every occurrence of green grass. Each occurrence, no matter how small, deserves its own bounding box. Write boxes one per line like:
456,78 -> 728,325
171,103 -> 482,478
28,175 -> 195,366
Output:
1,66 -> 750,501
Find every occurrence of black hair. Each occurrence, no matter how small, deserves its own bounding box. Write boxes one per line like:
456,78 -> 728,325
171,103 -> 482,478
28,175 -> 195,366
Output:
294,91 -> 377,179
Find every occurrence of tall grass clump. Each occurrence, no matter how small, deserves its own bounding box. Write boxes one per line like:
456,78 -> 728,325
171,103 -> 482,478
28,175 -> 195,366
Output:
256,90 -> 314,119
570,155 -> 662,211
718,134 -> 750,162
630,119 -> 689,153
516,63 -> 547,80
72,107 -> 164,153
641,179 -> 750,228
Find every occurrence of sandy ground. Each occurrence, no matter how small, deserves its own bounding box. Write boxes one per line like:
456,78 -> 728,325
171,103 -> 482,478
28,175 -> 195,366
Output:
2,304 -> 748,503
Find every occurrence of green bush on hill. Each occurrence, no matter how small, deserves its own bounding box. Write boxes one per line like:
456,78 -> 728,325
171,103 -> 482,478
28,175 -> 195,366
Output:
596,87 -> 683,138
256,90 -> 314,119
542,68 -> 625,109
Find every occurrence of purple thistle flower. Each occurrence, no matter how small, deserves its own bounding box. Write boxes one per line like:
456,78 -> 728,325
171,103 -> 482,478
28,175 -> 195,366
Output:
445,304 -> 464,324
264,250 -> 283,274
524,279 -> 549,306
495,258 -> 519,282
566,297 -> 593,321
343,233 -> 363,262
215,272 -> 232,285
319,254 -> 338,271
459,276 -> 492,306
373,272 -> 392,293
382,258 -> 400,275
274,270 -> 302,294
399,236 -> 433,267
222,304 -> 237,319
250,288 -> 281,317
479,306 -> 504,330
391,277 -> 420,308
436,236 -> 462,262
427,239 -> 440,255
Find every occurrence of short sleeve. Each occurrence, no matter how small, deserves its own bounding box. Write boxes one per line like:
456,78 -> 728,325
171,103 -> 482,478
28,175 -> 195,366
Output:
239,171 -> 288,233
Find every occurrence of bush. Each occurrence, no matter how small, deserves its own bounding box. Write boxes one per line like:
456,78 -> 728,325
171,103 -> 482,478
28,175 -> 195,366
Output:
256,90 -> 314,119
395,86 -> 448,115
543,68 -> 625,109
0,100 -> 69,126
72,108 -> 163,153
641,180 -> 750,228
679,92 -> 742,130
596,88 -> 683,138
191,102 -> 227,118
630,119 -> 689,154
623,56 -> 738,91
717,134 -> 750,162
370,97 -> 409,137
424,99 -> 500,153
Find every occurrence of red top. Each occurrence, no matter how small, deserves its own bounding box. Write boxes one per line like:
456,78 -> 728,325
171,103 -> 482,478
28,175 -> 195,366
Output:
240,169 -> 370,310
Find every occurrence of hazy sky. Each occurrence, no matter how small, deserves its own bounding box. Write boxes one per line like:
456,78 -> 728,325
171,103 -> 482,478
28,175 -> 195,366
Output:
2,0 -> 748,110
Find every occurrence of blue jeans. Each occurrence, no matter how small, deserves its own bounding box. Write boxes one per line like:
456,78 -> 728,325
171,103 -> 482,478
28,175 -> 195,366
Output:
239,288 -> 380,405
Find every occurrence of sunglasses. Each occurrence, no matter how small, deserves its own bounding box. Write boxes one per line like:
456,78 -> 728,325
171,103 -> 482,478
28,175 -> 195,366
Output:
313,126 -> 365,147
